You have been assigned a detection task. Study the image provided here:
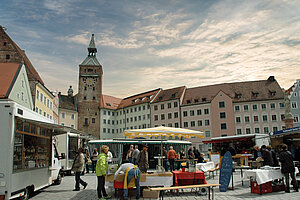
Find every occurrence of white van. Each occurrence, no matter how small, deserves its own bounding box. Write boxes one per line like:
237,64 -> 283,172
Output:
0,102 -> 65,200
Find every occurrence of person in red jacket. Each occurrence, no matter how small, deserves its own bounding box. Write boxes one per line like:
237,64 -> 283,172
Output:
167,146 -> 177,172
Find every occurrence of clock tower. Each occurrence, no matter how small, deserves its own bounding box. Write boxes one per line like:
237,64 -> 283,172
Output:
78,34 -> 103,138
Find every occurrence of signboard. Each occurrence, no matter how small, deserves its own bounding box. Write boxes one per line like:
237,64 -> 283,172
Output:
219,151 -> 233,192
210,153 -> 221,166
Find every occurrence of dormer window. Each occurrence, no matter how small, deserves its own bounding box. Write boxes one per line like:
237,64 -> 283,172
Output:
171,93 -> 177,98
202,98 -> 207,102
252,92 -> 259,97
187,100 -> 191,104
269,90 -> 276,96
159,96 -> 163,101
194,99 -> 199,103
6,54 -> 10,59
88,69 -> 93,72
106,103 -> 111,106
3,42 -> 7,46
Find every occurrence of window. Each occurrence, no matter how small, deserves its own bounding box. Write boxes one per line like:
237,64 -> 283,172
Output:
47,114 -> 49,118
281,114 -> 285,121
134,107 -> 137,112
246,128 -> 251,134
154,105 -> 158,111
174,112 -> 178,118
219,101 -> 225,108
183,111 -> 187,117
175,123 -> 179,128
161,114 -> 165,120
183,122 -> 188,128
84,86 -> 87,90
36,90 -> 39,100
252,104 -> 258,110
108,111 -> 111,115
168,123 -> 172,127
6,54 -> 10,59
205,131 -> 211,137
103,119 -> 106,124
245,116 -> 250,123
39,109 -> 42,115
47,99 -> 49,108
92,118 -> 95,123
197,109 -> 201,115
62,112 -> 65,118
204,108 -> 209,115
191,121 -> 195,127
263,115 -> 268,122
253,116 -> 259,122
168,113 -> 172,119
272,114 -> 277,121
139,116 -> 142,121
279,103 -> 284,108
83,96 -> 86,100
103,128 -> 106,133
190,110 -> 194,116
71,125 -> 74,128
294,116 -> 299,122
35,107 -> 38,113
255,128 -> 260,133
3,42 -> 6,46
261,104 -> 266,110
237,129 -> 242,135
84,118 -> 88,125
71,114 -> 75,120
40,93 -> 43,102
50,102 -> 52,110
270,103 -> 275,109
44,97 -> 46,105
130,108 -> 133,113
134,116 -> 137,121
174,102 -> 178,107
147,114 -> 150,119
292,102 -> 297,109
161,104 -> 164,110
264,127 -> 269,134
220,112 -> 226,119
221,123 -> 227,130
273,127 -> 278,132
168,103 -> 171,109
198,120 -> 202,126
205,120 -> 210,126
244,105 -> 249,111
234,105 -> 240,111
236,116 -> 241,123
143,105 -> 145,110
108,129 -> 110,133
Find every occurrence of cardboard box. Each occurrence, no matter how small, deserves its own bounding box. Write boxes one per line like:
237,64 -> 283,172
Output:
105,174 -> 114,182
143,189 -> 159,199
115,173 -> 125,182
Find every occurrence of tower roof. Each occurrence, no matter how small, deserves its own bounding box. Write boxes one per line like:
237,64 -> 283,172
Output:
88,34 -> 97,55
80,34 -> 101,66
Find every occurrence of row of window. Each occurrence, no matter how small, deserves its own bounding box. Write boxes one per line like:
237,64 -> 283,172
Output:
235,114 -> 283,123
153,102 -> 178,111
183,108 -> 210,117
103,114 -> 151,125
36,90 -> 53,110
60,123 -> 74,128
154,112 -> 179,121
61,112 -> 75,120
236,126 -> 284,135
103,105 -> 150,116
102,124 -> 151,134
35,107 -> 52,119
183,119 -> 210,128
233,102 -> 284,112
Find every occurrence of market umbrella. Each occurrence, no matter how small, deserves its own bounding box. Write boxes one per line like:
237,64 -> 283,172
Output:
124,126 -> 204,170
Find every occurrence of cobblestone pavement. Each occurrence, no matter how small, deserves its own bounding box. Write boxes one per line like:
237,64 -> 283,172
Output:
30,171 -> 300,200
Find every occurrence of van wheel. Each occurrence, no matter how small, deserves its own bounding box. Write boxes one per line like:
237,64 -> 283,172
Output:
22,187 -> 30,200
54,172 -> 62,185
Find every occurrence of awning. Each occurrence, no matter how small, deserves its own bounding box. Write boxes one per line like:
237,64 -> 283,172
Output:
203,134 -> 257,144
270,126 -> 300,137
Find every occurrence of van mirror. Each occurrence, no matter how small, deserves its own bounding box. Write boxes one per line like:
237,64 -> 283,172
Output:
59,153 -> 66,160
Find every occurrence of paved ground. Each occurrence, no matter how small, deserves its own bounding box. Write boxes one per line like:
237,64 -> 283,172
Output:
30,170 -> 300,200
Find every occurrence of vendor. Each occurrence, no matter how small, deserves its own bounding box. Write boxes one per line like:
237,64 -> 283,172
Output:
198,153 -> 206,163
114,161 -> 141,200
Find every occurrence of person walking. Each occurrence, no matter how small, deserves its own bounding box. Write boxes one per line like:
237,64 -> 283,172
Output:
137,145 -> 149,173
96,145 -> 111,200
71,147 -> 87,191
167,146 -> 177,172
279,144 -> 299,193
92,148 -> 99,173
132,145 -> 140,165
85,148 -> 91,173
114,161 -> 141,200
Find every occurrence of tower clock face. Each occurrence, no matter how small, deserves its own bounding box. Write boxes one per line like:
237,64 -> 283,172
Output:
84,78 -> 96,86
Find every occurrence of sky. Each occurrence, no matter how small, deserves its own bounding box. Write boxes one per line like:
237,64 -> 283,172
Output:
1,0 -> 300,98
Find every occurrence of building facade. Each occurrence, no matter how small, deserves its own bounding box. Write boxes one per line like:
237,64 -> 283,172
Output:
287,79 -> 300,127
34,82 -> 54,121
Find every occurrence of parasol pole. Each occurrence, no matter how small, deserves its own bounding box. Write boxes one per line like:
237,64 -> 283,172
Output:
160,132 -> 163,171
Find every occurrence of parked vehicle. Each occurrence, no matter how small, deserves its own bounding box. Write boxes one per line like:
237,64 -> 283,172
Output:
0,102 -> 66,200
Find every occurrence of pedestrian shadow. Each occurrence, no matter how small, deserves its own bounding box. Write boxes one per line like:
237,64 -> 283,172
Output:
70,189 -> 97,200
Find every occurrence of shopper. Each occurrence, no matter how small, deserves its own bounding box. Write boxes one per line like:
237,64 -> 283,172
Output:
114,161 -> 141,200
96,145 -> 111,199
179,148 -> 186,159
188,146 -> 195,159
126,145 -> 134,163
261,145 -> 274,166
71,147 -> 87,191
279,144 -> 299,193
267,145 -> 279,167
132,145 -> 140,165
137,145 -> 149,173
92,148 -> 99,173
167,146 -> 177,172
85,148 -> 91,173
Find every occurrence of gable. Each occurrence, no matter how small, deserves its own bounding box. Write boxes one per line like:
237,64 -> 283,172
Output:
8,64 -> 33,110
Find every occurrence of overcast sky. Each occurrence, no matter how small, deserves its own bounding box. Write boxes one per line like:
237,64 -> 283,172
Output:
1,0 -> 300,98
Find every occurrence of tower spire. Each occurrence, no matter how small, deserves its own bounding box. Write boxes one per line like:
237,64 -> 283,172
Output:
88,34 -> 97,56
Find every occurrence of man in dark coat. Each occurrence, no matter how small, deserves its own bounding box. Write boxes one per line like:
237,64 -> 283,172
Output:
261,145 -> 273,166
137,145 -> 149,173
279,144 -> 299,192
267,145 -> 279,167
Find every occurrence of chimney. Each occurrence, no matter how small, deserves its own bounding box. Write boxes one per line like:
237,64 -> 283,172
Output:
268,76 -> 275,82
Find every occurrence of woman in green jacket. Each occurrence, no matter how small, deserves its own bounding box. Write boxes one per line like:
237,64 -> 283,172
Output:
96,145 -> 111,200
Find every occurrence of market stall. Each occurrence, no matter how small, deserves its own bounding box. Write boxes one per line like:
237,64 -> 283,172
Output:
173,171 -> 207,186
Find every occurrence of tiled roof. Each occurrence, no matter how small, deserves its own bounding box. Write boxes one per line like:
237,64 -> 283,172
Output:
0,26 -> 44,84
151,86 -> 186,103
182,77 -> 284,105
58,93 -> 77,111
117,89 -> 161,109
100,94 -> 122,110
0,63 -> 20,98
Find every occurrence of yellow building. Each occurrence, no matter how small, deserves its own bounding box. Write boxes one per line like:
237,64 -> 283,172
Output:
34,82 -> 54,120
